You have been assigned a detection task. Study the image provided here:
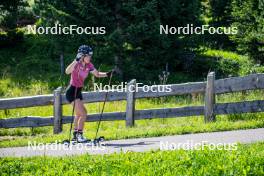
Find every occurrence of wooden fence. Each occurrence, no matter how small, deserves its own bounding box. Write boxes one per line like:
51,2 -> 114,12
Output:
0,72 -> 264,134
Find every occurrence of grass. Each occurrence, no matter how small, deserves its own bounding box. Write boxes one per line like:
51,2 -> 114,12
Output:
201,49 -> 264,76
202,49 -> 249,63
0,78 -> 51,97
0,90 -> 264,148
1,115 -> 263,148
1,34 -> 263,175
0,41 -> 264,148
1,142 -> 264,175
1,87 -> 263,119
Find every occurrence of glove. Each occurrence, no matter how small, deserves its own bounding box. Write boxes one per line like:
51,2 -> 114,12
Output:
106,69 -> 116,77
75,53 -> 83,61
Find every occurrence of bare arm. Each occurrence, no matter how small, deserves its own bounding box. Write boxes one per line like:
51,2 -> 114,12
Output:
91,69 -> 108,78
65,60 -> 78,74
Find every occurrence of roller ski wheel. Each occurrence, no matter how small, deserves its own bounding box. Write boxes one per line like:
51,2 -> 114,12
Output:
62,139 -> 76,146
93,136 -> 105,145
62,139 -> 92,146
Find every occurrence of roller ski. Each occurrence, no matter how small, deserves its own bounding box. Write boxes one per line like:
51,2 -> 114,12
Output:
63,131 -> 105,146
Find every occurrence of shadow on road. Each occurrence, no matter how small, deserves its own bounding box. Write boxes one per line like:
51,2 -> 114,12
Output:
104,141 -> 159,148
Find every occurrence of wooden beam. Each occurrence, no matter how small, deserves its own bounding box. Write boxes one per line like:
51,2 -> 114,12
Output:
53,87 -> 62,134
204,72 -> 216,122
134,106 -> 204,119
83,91 -> 127,103
0,116 -> 54,128
1,100 -> 264,128
0,95 -> 53,110
0,73 -> 264,110
62,112 -> 126,123
215,100 -> 264,115
135,82 -> 206,98
215,73 -> 264,94
62,81 -> 207,104
126,79 -> 136,127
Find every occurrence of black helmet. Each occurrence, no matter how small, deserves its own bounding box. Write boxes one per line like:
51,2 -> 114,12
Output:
77,45 -> 93,56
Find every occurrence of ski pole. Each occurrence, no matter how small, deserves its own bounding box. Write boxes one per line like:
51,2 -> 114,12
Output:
94,71 -> 113,140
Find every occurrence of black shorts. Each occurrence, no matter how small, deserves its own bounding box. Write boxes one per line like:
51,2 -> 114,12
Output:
65,85 -> 83,103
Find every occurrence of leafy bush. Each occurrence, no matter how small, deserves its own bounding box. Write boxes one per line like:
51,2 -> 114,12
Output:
0,30 -> 24,47
191,49 -> 257,78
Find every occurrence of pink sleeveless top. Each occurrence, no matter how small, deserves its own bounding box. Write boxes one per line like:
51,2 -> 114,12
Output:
70,62 -> 95,87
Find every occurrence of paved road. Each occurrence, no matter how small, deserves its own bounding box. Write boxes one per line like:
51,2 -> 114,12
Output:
0,128 -> 264,157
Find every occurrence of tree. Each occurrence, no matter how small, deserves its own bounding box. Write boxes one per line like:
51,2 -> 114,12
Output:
230,0 -> 264,64
34,0 -> 202,81
0,0 -> 32,47
209,0 -> 232,26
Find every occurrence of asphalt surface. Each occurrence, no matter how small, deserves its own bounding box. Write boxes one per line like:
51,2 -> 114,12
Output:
0,128 -> 263,157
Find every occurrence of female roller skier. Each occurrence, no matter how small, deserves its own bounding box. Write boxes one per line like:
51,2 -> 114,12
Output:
65,45 -> 113,143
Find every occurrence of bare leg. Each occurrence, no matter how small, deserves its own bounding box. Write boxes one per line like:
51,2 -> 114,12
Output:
73,99 -> 87,131
78,101 -> 87,130
74,115 -> 80,130
71,100 -> 81,130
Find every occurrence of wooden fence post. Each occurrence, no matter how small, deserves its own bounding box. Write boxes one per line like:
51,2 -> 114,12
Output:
60,53 -> 64,76
204,72 -> 216,122
53,87 -> 62,134
126,79 -> 136,127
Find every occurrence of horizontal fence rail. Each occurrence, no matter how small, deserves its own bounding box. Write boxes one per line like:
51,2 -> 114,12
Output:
1,73 -> 264,110
0,73 -> 263,132
1,100 -> 264,128
215,73 -> 264,94
0,95 -> 54,110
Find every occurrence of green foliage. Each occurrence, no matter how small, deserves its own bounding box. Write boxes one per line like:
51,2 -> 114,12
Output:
33,0 -> 202,81
0,0 -> 263,150
186,48 -> 264,79
200,49 -> 254,76
196,0 -> 235,50
0,0 -> 29,29
0,29 -> 24,47
230,0 -> 264,64
0,35 -> 67,91
0,0 -> 34,47
209,0 -> 232,26
0,142 -> 264,175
